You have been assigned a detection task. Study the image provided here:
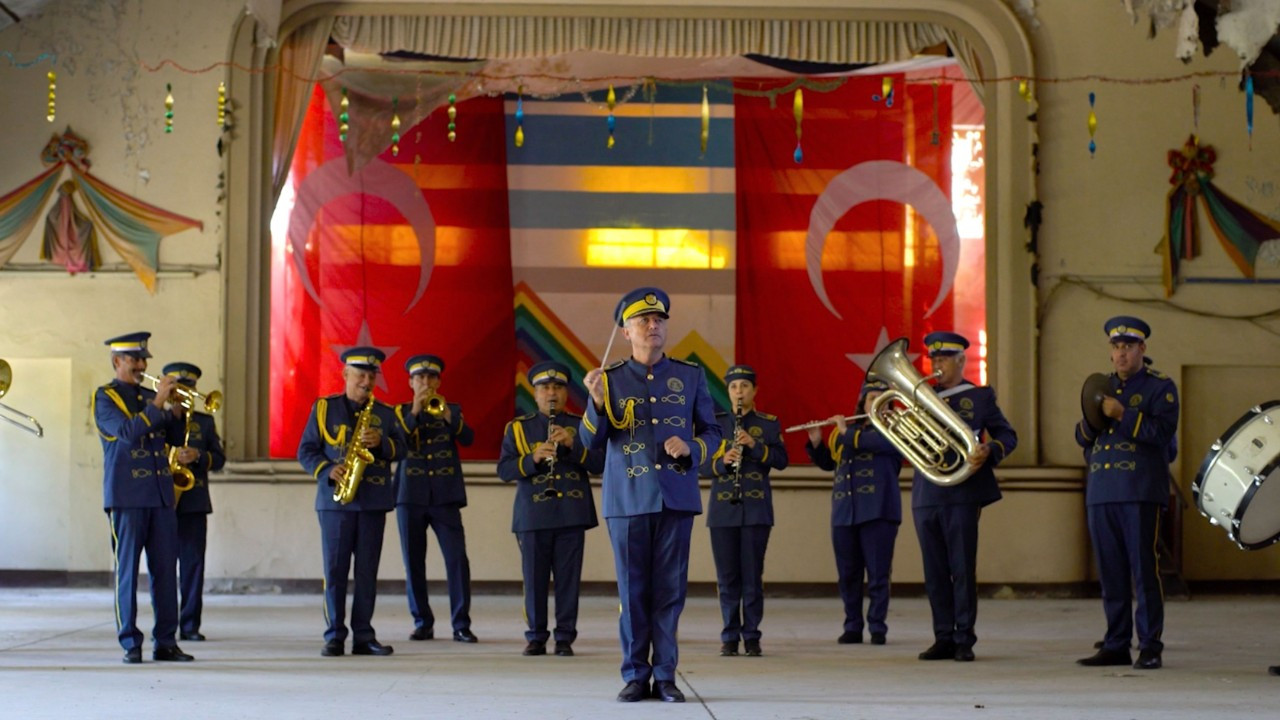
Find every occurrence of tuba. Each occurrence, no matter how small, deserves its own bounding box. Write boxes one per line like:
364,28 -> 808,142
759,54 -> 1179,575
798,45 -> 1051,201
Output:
334,395 -> 376,505
866,338 -> 980,487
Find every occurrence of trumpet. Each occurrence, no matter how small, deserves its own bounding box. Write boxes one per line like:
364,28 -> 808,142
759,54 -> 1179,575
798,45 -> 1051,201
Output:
784,414 -> 868,433
417,389 -> 447,418
140,372 -> 223,414
0,360 -> 44,437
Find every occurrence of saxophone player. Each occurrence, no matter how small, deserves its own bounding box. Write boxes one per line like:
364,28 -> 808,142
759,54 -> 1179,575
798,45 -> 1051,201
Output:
297,347 -> 406,658
700,365 -> 787,657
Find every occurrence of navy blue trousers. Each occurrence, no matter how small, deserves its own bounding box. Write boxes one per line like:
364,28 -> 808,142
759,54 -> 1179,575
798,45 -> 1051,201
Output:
397,503 -> 472,632
913,503 -> 981,647
606,508 -> 694,684
1088,502 -> 1164,653
517,527 -> 586,644
109,507 -> 179,650
709,525 -> 771,643
832,520 -> 899,636
318,509 -> 387,644
177,512 -> 207,635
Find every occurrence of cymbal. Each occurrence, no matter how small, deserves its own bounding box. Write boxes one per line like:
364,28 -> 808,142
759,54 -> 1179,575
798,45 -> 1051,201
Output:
1080,373 -> 1110,432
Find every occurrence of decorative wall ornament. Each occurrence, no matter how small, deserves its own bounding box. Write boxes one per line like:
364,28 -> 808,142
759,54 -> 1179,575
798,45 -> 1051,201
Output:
0,129 -> 203,291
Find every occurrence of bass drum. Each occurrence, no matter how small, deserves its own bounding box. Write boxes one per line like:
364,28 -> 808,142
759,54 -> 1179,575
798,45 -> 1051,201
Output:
1193,401 -> 1280,550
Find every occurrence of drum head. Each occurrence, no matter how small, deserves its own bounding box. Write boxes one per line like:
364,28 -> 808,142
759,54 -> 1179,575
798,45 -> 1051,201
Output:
1237,464 -> 1280,548
1080,373 -> 1110,432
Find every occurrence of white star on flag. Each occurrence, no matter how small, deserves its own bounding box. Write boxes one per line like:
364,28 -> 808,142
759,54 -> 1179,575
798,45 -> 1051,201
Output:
846,326 -> 919,373
331,320 -> 400,393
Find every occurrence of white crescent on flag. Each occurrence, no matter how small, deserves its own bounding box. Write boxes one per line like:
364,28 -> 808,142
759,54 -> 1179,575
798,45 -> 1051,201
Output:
804,160 -> 960,319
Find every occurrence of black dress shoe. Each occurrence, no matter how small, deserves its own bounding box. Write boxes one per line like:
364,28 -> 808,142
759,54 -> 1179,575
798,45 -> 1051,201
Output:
453,629 -> 478,643
744,639 -> 762,657
837,631 -> 862,644
654,680 -> 685,703
1133,648 -> 1162,670
523,641 -> 546,656
719,641 -> 739,656
321,641 -> 344,657
1077,648 -> 1132,666
409,627 -> 434,641
554,642 -> 573,657
918,641 -> 956,660
616,680 -> 649,702
352,640 -> 394,656
870,633 -> 886,645
954,645 -> 975,662
153,646 -> 194,662
1269,665 -> 1280,676
122,647 -> 142,664
179,631 -> 206,642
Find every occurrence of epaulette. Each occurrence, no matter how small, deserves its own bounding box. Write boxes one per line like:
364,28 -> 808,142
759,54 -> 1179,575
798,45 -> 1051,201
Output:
603,359 -> 626,371
515,411 -> 537,421
756,412 -> 778,421
1146,368 -> 1168,380
670,357 -> 700,368
557,410 -> 584,420
715,410 -> 729,418
374,398 -> 396,409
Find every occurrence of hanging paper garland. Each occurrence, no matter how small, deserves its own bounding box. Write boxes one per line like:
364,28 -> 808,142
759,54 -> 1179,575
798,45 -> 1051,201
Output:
606,85 -> 616,149
390,97 -> 401,156
1018,78 -> 1033,103
46,71 -> 56,123
338,87 -> 349,143
447,93 -> 457,143
792,88 -> 804,164
164,83 -> 174,133
514,84 -> 525,148
700,85 -> 709,155
872,76 -> 894,107
1087,92 -> 1097,157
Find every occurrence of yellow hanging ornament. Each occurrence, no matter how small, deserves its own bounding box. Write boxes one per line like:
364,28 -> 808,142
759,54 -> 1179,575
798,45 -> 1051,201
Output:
792,88 -> 804,164
447,93 -> 457,143
164,83 -> 174,134
606,85 -> 617,149
391,97 -> 402,157
217,82 -> 227,128
46,71 -> 56,123
700,85 -> 709,155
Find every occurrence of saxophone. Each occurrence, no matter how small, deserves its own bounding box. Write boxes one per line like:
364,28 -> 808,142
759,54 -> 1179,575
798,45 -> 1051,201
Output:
169,414 -> 197,505
333,395 -> 376,505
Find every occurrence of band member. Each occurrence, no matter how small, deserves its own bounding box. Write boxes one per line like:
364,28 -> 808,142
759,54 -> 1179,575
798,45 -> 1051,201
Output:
913,331 -> 1017,663
162,362 -> 226,642
701,364 -> 787,657
395,354 -> 478,643
93,332 -> 192,664
297,347 -> 405,657
497,361 -> 603,657
805,379 -> 902,646
1075,316 -> 1178,670
581,287 -> 721,703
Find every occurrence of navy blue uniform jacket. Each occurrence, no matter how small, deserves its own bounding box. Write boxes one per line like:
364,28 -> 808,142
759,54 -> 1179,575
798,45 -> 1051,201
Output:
94,380 -> 186,509
1075,367 -> 1178,505
911,383 -> 1017,509
807,422 -> 903,526
497,411 -> 604,532
701,410 -> 788,527
297,394 -> 406,512
394,401 -> 474,507
580,356 -> 722,518
175,411 -> 226,514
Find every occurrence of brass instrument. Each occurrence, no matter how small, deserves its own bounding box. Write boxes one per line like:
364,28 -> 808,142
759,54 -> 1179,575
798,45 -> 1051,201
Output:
726,402 -> 745,505
334,395 -> 376,505
140,372 -> 221,502
784,414 -> 868,433
422,390 -> 447,418
0,360 -> 44,437
141,372 -> 223,414
864,337 -> 980,487
540,397 -> 563,499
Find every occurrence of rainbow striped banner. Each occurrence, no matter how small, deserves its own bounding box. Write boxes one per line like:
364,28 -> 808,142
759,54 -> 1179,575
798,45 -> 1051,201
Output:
514,281 -> 599,415
667,329 -> 730,414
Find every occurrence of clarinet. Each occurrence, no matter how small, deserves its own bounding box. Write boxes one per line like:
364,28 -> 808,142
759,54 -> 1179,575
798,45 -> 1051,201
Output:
727,403 -> 744,505
540,397 -> 563,499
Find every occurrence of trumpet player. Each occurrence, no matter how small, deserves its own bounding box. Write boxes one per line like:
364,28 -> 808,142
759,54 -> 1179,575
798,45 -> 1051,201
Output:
394,354 -> 478,643
297,347 -> 405,658
93,332 -> 191,664
497,361 -> 603,657
912,332 -> 1016,663
804,379 -> 902,646
162,362 -> 226,643
701,364 -> 787,658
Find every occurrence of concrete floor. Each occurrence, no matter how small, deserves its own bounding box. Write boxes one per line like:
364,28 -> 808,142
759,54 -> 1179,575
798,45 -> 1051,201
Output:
0,588 -> 1277,719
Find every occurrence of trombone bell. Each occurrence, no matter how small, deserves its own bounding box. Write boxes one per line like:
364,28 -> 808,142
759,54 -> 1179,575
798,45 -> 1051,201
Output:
0,359 -> 45,437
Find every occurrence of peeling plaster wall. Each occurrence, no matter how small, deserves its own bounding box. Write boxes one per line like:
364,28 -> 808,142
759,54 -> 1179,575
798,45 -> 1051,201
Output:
0,0 -> 240,572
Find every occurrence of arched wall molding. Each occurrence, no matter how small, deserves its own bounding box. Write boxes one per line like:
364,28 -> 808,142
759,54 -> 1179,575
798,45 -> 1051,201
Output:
222,0 -> 1038,461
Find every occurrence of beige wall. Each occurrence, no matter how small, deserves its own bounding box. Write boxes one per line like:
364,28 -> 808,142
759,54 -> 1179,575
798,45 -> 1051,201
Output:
1,0 -> 1277,584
